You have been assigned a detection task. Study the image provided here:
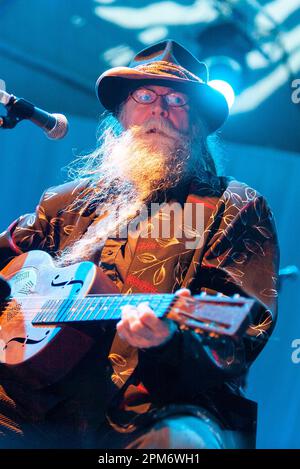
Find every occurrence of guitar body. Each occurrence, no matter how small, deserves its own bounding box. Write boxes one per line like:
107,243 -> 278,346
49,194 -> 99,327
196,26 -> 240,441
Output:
0,250 -> 118,389
0,251 -> 253,391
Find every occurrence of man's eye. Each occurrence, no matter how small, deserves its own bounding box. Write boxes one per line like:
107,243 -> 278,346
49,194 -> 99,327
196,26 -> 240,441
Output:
167,94 -> 186,106
139,92 -> 153,102
134,90 -> 155,103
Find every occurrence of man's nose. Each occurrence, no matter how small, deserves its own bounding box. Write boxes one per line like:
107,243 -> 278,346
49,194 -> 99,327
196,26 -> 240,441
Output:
151,96 -> 169,118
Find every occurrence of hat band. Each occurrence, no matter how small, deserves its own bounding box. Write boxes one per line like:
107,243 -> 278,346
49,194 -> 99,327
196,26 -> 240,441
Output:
133,60 -> 205,83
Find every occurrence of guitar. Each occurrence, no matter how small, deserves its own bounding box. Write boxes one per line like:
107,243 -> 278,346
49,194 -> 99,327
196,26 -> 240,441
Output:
0,250 -> 255,388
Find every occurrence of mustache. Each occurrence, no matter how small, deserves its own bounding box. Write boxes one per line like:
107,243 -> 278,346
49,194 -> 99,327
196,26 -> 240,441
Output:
136,118 -> 186,140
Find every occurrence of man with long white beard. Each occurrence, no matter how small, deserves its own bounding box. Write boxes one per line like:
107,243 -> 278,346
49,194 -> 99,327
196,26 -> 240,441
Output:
0,40 -> 279,449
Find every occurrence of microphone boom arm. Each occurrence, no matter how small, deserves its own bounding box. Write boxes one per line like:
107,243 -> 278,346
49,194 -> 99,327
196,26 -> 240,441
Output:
0,92 -> 68,139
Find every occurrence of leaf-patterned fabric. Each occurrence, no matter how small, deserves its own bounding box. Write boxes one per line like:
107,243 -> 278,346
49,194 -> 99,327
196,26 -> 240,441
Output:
0,172 -> 279,438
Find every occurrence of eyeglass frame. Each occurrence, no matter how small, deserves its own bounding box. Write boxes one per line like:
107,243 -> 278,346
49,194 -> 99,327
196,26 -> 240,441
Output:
129,87 -> 189,108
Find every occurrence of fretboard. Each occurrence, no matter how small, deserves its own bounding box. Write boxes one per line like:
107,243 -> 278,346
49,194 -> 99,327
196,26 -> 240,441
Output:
32,294 -> 176,325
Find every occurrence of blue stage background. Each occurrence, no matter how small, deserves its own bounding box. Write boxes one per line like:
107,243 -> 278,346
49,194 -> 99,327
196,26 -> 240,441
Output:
1,0 -> 300,449
1,119 -> 299,448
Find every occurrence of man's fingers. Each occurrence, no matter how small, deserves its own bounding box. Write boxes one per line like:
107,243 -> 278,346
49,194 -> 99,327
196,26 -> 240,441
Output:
117,317 -> 155,344
118,303 -> 155,338
137,302 -> 160,330
116,321 -> 149,346
117,302 -> 175,348
175,288 -> 191,297
121,302 -> 160,331
118,306 -> 139,339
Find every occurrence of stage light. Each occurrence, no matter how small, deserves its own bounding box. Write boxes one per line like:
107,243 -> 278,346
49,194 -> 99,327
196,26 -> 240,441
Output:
206,55 -> 243,91
196,20 -> 253,98
209,79 -> 235,109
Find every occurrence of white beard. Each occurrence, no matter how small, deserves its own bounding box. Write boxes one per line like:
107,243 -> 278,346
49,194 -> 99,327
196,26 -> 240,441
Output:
57,117 -> 203,266
100,116 -> 193,199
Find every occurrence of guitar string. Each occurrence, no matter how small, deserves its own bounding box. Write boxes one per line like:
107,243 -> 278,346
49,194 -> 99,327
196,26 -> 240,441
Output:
0,299 -> 256,339
0,294 -> 199,310
0,295 -> 247,340
0,293 -> 231,307
0,305 -> 192,322
0,295 -> 225,322
0,297 -> 244,322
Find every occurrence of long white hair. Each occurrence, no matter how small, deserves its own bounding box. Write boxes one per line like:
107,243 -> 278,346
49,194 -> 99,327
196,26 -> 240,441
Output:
56,108 -> 216,266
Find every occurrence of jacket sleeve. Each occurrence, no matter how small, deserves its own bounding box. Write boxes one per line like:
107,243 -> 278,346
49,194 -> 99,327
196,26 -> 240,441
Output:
0,192 -> 51,270
0,179 -> 89,270
137,185 -> 279,402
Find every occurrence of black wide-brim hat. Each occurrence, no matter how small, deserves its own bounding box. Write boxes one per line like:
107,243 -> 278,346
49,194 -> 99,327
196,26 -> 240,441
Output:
96,40 -> 229,134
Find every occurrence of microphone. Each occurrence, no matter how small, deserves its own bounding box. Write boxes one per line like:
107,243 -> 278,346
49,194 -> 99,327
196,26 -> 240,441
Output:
0,89 -> 68,140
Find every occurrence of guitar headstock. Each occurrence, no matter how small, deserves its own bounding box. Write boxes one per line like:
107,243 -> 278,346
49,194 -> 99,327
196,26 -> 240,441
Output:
167,293 -> 256,341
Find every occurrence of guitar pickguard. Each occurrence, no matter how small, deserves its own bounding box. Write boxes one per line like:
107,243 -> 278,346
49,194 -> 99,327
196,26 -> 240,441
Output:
9,267 -> 38,297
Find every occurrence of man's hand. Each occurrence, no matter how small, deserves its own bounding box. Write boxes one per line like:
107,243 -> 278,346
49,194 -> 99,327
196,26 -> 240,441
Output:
116,288 -> 191,349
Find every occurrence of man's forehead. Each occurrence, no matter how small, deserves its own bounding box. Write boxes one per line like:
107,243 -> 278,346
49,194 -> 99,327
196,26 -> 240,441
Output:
136,83 -> 188,95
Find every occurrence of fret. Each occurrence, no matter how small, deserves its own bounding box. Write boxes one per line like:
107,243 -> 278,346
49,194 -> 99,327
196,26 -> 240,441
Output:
70,295 -> 112,322
129,294 -> 151,306
149,295 -> 163,306
35,293 -> 175,325
153,294 -> 174,318
95,295 -> 113,320
31,288 -> 253,338
88,296 -> 103,320
65,298 -> 84,322
104,294 -> 173,321
33,305 -> 47,323
55,298 -> 75,322
103,295 -> 117,319
87,295 -> 105,321
79,297 -> 97,321
74,297 -> 97,322
84,296 -> 102,321
94,295 -> 119,321
36,299 -> 55,323
70,298 -> 87,322
43,299 -> 65,323
68,298 -> 86,322
45,298 -> 60,316
109,296 -> 127,320
60,296 -> 110,323
33,299 -> 49,323
115,295 -> 142,311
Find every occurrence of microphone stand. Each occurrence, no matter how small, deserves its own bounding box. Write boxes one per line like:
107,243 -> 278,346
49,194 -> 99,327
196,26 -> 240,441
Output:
0,94 -> 26,130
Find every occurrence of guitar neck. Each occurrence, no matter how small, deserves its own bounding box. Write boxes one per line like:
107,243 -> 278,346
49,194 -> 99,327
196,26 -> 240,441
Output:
31,293 -> 255,340
32,294 -> 175,326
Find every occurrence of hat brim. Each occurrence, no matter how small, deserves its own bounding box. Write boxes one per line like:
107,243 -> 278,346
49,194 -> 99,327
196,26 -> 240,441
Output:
96,67 -> 229,133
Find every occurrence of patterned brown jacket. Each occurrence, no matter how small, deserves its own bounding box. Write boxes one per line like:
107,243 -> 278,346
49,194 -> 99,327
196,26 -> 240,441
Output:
0,171 -> 279,435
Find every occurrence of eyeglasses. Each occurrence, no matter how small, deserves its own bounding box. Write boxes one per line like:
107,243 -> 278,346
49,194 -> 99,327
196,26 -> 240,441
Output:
130,87 -> 189,107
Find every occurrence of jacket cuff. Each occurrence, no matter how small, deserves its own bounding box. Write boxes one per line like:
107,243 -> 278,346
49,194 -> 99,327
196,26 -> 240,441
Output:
138,326 -> 183,367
